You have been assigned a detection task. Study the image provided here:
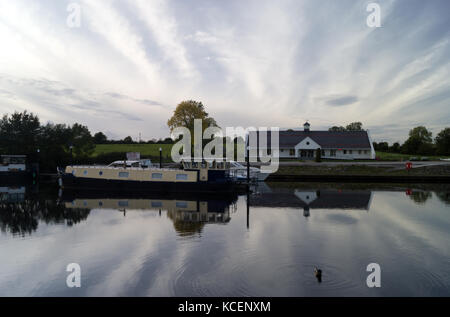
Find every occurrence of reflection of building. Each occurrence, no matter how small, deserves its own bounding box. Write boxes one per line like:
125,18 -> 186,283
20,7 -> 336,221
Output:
0,186 -> 26,203
250,187 -> 372,212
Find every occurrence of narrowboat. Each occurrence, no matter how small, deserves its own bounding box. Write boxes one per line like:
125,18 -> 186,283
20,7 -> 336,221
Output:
57,159 -> 243,193
0,155 -> 32,185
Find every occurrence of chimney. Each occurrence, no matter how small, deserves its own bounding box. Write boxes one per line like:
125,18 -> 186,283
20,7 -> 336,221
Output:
303,122 -> 310,132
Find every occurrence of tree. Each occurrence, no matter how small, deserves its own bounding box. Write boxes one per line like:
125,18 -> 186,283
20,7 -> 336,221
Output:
328,126 -> 346,132
167,100 -> 218,133
0,111 -> 41,154
345,122 -> 364,131
435,128 -> 450,155
123,136 -> 133,144
93,132 -> 108,144
70,123 -> 95,158
402,126 -> 433,155
389,142 -> 401,153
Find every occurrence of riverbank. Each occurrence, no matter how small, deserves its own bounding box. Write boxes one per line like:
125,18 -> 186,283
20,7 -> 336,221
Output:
267,164 -> 450,183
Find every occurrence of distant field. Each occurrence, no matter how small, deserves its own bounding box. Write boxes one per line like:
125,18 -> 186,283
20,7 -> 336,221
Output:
93,144 -> 173,158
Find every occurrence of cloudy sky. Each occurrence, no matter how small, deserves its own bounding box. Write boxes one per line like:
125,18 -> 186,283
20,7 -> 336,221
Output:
0,0 -> 448,142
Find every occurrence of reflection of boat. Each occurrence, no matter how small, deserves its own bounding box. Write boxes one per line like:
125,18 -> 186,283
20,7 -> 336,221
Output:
61,190 -> 238,236
58,160 -> 244,193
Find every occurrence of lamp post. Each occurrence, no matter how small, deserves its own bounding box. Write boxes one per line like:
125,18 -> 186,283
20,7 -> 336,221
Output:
159,147 -> 162,168
69,145 -> 73,166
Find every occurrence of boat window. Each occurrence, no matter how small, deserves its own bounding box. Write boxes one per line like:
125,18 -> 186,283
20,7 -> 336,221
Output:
118,201 -> 128,207
192,162 -> 198,168
131,162 -> 140,167
176,201 -> 188,208
208,161 -> 213,168
217,162 -> 223,169
152,173 -> 163,179
99,171 -> 103,176
119,172 -> 129,178
83,170 -> 88,175
176,174 -> 188,180
201,161 -> 206,168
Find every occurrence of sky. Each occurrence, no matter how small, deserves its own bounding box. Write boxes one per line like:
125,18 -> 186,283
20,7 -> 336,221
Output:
0,0 -> 449,143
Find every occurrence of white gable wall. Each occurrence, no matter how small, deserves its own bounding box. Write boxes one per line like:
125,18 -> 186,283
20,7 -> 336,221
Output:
294,137 -> 321,151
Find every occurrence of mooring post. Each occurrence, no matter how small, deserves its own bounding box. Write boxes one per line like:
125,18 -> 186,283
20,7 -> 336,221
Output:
246,146 -> 250,185
246,190 -> 250,230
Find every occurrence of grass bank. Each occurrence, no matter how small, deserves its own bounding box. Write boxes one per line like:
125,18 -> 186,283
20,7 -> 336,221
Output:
273,164 -> 450,176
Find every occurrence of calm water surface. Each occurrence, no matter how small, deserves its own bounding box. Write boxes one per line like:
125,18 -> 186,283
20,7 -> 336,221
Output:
0,183 -> 449,296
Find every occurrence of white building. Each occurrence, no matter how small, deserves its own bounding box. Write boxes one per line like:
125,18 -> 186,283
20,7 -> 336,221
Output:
248,122 -> 375,160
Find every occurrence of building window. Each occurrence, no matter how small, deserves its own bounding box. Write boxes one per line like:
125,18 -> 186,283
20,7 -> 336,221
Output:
321,150 -> 325,156
306,141 -> 310,145
152,173 -> 163,179
151,201 -> 162,208
359,150 -> 362,154
330,150 -> 336,157
176,174 -> 188,180
349,150 -> 352,154
289,149 -> 295,156
118,172 -> 129,178
176,201 -> 188,208
344,150 -> 347,154
267,149 -> 271,155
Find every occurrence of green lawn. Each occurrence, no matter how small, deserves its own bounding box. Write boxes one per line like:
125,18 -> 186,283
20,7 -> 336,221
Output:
93,144 -> 173,158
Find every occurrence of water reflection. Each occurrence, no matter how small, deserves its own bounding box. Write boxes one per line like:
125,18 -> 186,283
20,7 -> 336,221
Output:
0,185 -> 90,236
0,183 -> 449,296
63,192 -> 237,237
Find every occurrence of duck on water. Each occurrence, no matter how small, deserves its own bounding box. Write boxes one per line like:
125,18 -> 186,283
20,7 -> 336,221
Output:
57,159 -> 248,193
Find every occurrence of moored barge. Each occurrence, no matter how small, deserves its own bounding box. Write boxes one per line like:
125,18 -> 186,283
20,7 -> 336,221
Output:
58,160 -> 245,193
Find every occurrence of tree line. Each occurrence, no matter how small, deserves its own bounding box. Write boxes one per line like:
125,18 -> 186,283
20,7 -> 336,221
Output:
329,122 -> 449,156
0,111 -> 174,171
373,126 -> 450,156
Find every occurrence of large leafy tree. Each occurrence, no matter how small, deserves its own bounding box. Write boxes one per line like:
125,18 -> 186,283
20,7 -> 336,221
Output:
435,128 -> 450,155
401,126 -> 433,155
167,100 -> 218,134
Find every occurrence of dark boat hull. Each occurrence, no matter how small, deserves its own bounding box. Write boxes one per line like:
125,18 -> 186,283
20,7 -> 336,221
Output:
59,173 -> 241,194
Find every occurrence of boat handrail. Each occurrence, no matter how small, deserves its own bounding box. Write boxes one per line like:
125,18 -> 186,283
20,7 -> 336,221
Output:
67,165 -> 178,172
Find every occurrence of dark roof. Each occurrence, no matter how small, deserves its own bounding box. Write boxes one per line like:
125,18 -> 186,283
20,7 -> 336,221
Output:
249,130 -> 371,149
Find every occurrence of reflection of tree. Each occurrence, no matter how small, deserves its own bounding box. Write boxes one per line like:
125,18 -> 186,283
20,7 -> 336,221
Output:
171,219 -> 205,237
0,199 -> 90,236
409,191 -> 432,205
435,192 -> 450,205
167,211 -> 205,237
